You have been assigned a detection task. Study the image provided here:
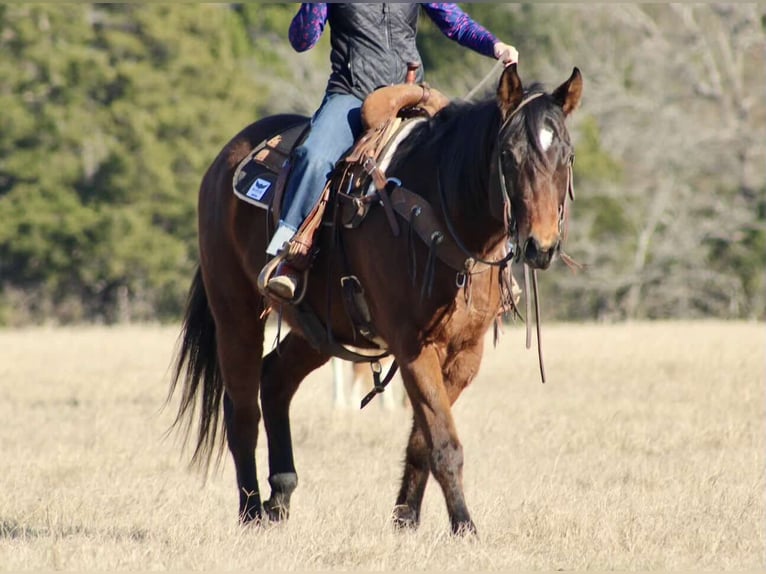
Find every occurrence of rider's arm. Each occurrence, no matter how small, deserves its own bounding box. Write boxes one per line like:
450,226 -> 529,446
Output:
421,4 -> 518,64
421,4 -> 497,57
288,3 -> 329,52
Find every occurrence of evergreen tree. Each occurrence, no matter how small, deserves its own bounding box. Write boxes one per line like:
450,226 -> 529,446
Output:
0,4 -> 261,323
0,4 -> 761,324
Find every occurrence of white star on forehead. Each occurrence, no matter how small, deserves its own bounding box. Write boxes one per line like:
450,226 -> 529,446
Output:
539,128 -> 554,151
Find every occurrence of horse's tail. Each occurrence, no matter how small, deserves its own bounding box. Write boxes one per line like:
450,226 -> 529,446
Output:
167,266 -> 225,470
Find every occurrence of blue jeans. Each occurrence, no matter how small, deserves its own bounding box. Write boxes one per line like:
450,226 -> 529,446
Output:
267,92 -> 363,255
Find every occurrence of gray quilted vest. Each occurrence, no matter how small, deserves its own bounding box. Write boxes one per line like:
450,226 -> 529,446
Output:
326,3 -> 425,100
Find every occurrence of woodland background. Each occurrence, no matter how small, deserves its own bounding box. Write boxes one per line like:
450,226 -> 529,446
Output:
0,3 -> 763,325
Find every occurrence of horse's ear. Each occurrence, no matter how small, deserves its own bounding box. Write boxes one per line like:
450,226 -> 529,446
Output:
497,63 -> 523,119
552,67 -> 583,116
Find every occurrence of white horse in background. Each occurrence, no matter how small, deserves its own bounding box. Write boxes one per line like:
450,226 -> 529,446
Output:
330,357 -> 408,410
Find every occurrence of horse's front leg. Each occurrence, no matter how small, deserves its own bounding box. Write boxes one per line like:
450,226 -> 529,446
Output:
397,344 -> 475,535
392,420 -> 429,529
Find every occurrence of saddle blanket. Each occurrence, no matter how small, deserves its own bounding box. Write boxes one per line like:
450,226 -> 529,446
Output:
233,157 -> 280,209
233,121 -> 309,210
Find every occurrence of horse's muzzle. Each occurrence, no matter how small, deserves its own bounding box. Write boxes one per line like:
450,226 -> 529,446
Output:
523,236 -> 558,270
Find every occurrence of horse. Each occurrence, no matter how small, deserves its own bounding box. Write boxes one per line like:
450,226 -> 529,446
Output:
169,64 -> 582,534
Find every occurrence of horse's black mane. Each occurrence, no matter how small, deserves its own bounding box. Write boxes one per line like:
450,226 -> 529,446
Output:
389,83 -> 566,214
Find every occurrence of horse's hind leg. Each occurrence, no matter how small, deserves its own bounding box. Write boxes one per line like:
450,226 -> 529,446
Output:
261,331 -> 329,521
213,296 -> 267,523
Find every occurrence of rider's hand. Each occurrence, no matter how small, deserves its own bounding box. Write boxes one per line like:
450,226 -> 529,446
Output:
493,42 -> 519,67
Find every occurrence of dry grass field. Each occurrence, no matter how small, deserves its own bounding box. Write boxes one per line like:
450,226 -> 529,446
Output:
0,321 -> 763,570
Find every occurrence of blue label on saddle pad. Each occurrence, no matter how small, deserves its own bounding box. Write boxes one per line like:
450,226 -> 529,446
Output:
246,178 -> 271,201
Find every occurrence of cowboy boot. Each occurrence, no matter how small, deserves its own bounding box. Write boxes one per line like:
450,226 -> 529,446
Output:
261,230 -> 314,303
266,260 -> 303,301
262,174 -> 331,302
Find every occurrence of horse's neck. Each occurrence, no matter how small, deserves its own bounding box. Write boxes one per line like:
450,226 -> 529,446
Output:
391,102 -> 507,257
447,192 -> 507,259
434,110 -> 506,256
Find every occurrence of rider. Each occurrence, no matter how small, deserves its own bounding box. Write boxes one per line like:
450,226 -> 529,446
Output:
265,3 -> 519,301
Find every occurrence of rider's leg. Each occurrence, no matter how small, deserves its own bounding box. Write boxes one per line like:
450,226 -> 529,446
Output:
265,92 -> 363,300
266,92 -> 363,256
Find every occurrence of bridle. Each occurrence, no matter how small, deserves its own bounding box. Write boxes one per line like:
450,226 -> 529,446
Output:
494,92 -> 545,263
437,91 -> 568,269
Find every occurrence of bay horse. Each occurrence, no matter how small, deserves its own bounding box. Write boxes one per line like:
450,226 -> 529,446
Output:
170,64 -> 582,534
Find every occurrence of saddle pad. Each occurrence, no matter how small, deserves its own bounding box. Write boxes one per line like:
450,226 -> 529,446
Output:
233,156 -> 279,209
233,121 -> 309,210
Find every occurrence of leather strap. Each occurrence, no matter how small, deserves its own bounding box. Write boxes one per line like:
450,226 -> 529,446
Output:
340,275 -> 387,347
360,360 -> 400,409
294,301 -> 389,363
389,185 -> 490,275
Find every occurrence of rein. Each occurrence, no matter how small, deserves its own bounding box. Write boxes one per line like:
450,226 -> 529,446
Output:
435,170 -> 514,269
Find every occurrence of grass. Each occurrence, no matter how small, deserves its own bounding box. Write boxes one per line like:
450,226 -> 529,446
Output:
0,321 -> 763,570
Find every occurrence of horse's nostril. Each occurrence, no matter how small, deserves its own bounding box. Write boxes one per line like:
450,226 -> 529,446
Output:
524,238 -> 539,262
524,237 -> 557,269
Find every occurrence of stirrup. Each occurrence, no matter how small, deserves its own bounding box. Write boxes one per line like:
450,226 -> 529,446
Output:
256,253 -> 309,304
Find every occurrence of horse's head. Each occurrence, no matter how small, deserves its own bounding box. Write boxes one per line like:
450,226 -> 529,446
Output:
491,65 -> 583,270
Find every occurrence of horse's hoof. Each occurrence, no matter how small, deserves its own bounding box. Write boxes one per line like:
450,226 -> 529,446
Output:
264,473 -> 297,522
263,497 -> 290,522
392,504 -> 419,530
451,519 -> 477,537
239,508 -> 264,526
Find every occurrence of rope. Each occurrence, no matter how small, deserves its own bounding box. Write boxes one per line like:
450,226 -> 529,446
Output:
464,59 -> 505,101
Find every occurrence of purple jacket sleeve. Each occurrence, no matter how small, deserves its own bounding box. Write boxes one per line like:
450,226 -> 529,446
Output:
421,3 -> 498,58
288,3 -> 328,52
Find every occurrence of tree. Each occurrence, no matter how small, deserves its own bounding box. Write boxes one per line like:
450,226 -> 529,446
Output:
0,4 -> 262,323
0,4 -> 762,324
518,4 -> 765,320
